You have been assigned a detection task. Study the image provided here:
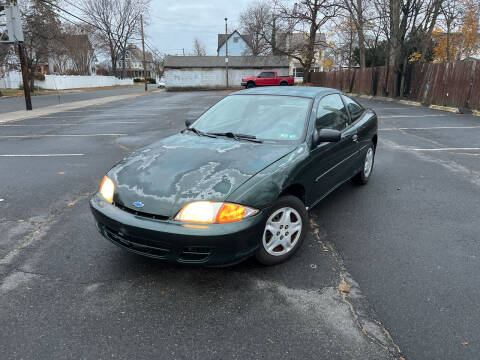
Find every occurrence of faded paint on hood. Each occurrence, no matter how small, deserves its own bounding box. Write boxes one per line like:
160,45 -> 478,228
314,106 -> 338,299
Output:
108,133 -> 297,217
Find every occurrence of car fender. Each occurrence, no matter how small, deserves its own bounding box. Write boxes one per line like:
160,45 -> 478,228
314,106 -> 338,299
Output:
226,144 -> 310,210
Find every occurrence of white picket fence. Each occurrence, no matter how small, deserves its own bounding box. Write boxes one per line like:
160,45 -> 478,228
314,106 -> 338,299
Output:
0,71 -> 133,90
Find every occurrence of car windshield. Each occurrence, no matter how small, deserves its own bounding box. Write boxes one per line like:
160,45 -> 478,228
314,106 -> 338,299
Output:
191,95 -> 312,142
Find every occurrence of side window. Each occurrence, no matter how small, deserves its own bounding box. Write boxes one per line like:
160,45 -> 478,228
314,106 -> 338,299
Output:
342,95 -> 364,122
316,94 -> 349,131
262,72 -> 275,78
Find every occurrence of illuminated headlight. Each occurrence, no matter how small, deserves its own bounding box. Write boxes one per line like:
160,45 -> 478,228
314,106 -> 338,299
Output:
174,201 -> 258,224
99,176 -> 115,203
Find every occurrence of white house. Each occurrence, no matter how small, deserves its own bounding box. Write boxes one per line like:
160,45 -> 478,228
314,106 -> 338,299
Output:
217,30 -> 253,56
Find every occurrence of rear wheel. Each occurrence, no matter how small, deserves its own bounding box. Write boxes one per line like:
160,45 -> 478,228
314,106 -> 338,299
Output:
353,143 -> 375,185
280,81 -> 288,86
255,195 -> 307,265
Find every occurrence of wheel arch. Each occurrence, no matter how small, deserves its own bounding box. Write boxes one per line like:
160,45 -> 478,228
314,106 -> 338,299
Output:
280,183 -> 306,205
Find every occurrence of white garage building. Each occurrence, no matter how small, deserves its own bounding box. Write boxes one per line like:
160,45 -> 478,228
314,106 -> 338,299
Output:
163,56 -> 290,89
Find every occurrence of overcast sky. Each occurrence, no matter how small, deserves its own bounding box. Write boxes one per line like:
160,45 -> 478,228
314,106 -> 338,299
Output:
145,0 -> 252,56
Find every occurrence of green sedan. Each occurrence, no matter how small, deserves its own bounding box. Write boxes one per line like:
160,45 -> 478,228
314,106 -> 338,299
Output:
90,86 -> 378,266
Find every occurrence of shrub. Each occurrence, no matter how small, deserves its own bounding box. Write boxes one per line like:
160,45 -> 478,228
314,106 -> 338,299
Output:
133,78 -> 143,83
146,77 -> 156,84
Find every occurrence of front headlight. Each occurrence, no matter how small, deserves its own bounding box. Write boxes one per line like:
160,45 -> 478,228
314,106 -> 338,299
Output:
174,201 -> 258,224
99,175 -> 115,203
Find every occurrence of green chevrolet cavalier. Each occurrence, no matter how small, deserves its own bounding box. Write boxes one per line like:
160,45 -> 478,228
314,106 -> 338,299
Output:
90,86 -> 378,266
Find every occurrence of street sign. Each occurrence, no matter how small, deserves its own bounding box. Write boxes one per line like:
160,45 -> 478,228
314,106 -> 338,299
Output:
225,57 -> 229,63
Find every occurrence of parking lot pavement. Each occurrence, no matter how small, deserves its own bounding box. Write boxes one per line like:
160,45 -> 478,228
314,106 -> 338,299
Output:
0,90 -> 396,360
0,90 -> 478,359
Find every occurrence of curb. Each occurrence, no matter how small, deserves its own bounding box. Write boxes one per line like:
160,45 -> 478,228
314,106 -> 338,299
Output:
428,104 -> 459,113
0,90 -> 159,124
473,110 -> 480,117
398,99 -> 422,107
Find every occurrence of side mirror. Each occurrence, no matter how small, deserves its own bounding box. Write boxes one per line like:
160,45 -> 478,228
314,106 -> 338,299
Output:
185,119 -> 195,127
313,129 -> 341,145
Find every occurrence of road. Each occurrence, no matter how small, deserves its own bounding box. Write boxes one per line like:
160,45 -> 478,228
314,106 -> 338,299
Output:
0,84 -> 157,114
0,89 -> 478,359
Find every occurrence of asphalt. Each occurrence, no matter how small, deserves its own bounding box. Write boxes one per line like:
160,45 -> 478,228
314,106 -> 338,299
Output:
0,84 -> 157,114
0,89 -> 479,359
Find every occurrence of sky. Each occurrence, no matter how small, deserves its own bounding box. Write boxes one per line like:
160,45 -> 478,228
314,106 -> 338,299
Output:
145,0 -> 253,56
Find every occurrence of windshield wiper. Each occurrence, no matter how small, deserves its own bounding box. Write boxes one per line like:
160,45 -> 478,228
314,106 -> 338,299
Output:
208,132 -> 263,143
183,127 -> 217,138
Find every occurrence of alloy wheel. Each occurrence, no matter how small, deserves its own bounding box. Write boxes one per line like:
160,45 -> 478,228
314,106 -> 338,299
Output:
262,207 -> 302,256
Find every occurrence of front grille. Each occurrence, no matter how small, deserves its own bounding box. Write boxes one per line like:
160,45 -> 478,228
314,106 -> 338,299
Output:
103,226 -> 170,258
178,247 -> 211,263
114,202 -> 169,221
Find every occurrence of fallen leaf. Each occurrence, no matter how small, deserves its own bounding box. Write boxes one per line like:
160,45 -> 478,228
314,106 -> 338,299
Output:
268,338 -> 275,344
160,290 -> 165,296
33,231 -> 40,236
375,320 -> 382,325
57,172 -> 65,175
17,219 -> 25,223
339,280 -> 351,293
67,202 -> 75,207
26,286 -> 31,290
396,187 -> 401,190
361,328 -> 367,335
0,198 -> 4,202
461,341 -> 468,346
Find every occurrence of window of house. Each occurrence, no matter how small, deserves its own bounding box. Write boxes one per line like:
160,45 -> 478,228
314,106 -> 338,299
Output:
316,94 -> 349,131
293,67 -> 303,78
234,37 -> 240,43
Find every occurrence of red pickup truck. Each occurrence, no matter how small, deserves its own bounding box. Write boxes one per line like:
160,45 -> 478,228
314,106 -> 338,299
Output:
241,71 -> 294,88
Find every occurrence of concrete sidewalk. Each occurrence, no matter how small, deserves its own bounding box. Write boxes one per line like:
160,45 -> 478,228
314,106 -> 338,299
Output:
0,90 -> 162,124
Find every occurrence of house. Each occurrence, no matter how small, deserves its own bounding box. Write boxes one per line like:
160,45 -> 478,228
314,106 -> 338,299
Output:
217,30 -> 253,56
117,44 -> 157,79
282,32 -> 328,81
163,55 -> 289,89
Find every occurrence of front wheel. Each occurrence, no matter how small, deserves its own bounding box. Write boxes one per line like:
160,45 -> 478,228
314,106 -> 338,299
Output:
246,82 -> 255,88
353,143 -> 375,185
255,195 -> 307,265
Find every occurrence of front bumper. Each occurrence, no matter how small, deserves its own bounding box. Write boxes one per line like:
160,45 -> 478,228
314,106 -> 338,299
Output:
241,82 -> 247,86
89,193 -> 267,266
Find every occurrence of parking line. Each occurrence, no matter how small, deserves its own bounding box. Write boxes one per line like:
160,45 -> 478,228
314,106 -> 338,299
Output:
380,115 -> 448,119
411,147 -> 480,151
380,126 -> 480,131
0,134 -> 126,138
0,154 -> 85,157
0,122 -> 145,127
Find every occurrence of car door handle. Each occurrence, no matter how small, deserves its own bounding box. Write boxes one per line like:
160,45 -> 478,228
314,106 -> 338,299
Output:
352,134 -> 358,142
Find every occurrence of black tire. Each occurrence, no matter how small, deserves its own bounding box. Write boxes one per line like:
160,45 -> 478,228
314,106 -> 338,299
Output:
255,195 -> 308,265
246,82 -> 255,88
353,142 -> 375,185
280,81 -> 288,86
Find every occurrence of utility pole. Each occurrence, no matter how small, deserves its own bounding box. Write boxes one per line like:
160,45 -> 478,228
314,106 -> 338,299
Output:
2,1 -> 31,109
140,14 -> 147,92
224,17 -> 228,88
182,48 -> 185,56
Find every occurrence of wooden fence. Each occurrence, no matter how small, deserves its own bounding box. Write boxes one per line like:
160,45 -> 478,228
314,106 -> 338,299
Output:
310,60 -> 480,110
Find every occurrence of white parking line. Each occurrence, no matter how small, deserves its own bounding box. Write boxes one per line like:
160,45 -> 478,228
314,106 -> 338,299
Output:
411,147 -> 480,151
380,126 -> 480,131
0,154 -> 84,157
379,114 -> 448,119
0,122 -> 145,127
0,134 -> 126,138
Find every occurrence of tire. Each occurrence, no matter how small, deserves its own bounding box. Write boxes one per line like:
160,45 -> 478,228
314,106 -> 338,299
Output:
353,142 -> 375,185
255,195 -> 308,265
246,82 -> 255,88
280,81 -> 288,86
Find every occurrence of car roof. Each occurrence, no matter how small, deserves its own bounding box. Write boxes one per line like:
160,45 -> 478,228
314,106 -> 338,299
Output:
230,86 -> 340,99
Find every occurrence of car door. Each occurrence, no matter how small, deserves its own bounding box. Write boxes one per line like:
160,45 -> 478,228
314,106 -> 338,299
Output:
341,94 -> 372,175
260,72 -> 276,86
309,94 -> 358,202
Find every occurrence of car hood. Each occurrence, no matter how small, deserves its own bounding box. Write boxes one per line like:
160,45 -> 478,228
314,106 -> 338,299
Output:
108,133 -> 296,217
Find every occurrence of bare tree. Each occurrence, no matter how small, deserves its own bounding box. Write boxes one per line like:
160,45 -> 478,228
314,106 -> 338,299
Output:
20,0 -> 61,90
239,0 -> 273,55
80,0 -> 149,77
341,0 -> 369,67
275,0 -> 338,83
440,0 -> 462,62
192,38 -> 206,56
